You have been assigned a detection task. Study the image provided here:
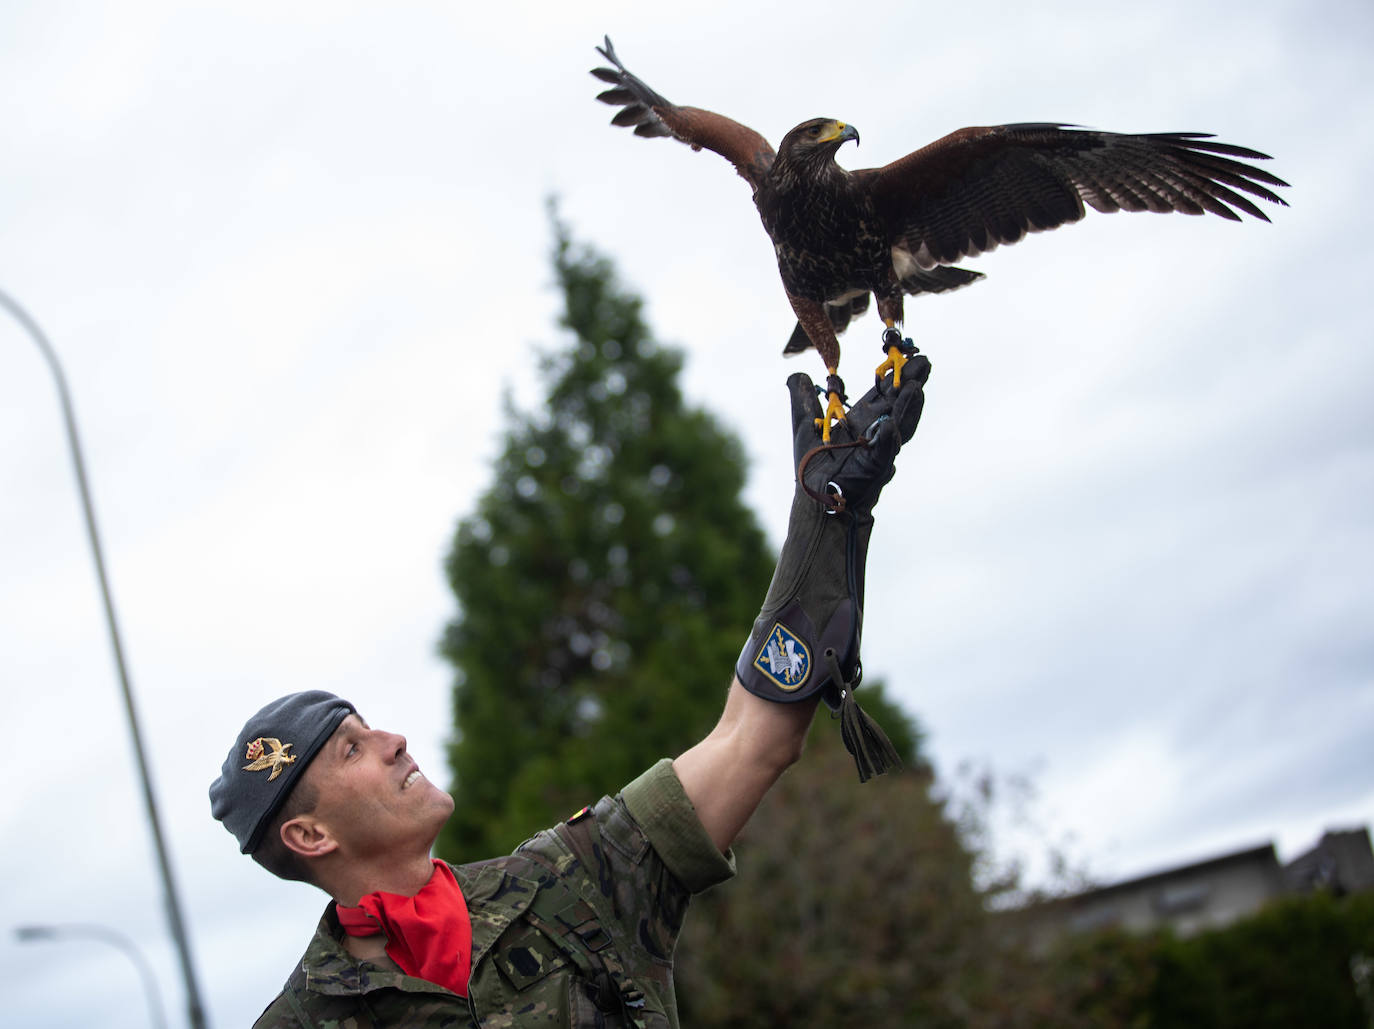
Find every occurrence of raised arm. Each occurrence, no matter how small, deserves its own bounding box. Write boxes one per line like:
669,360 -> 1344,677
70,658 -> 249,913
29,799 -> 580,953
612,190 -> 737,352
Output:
674,359 -> 931,851
673,678 -> 819,852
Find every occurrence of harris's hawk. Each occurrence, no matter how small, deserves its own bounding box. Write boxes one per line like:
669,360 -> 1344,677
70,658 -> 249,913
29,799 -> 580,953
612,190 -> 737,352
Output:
590,36 -> 1288,440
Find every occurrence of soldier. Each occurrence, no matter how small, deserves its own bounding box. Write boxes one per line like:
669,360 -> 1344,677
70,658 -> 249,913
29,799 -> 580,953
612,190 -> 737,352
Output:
211,361 -> 929,1027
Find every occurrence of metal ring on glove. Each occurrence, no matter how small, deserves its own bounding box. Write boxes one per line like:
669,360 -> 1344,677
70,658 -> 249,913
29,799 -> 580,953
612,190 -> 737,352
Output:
824,481 -> 843,516
797,437 -> 869,514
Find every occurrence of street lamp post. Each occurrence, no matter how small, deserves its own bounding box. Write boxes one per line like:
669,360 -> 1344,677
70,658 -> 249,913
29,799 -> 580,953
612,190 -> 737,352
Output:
2,288 -> 209,1029
17,923 -> 168,1029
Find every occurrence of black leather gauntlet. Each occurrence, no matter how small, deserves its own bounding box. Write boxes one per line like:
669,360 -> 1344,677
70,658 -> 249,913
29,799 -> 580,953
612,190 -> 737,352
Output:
735,358 -> 930,780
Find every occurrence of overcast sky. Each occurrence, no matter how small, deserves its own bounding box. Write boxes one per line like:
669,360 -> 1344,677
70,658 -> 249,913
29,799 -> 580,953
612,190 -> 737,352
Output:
2,2 -> 1370,1026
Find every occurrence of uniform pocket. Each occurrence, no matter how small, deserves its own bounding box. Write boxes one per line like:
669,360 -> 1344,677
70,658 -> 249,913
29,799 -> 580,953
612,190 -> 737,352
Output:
490,923 -> 571,991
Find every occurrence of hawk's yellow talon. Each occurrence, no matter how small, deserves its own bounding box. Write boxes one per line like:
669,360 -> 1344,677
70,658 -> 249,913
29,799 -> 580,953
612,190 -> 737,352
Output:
817,389 -> 847,443
814,369 -> 848,443
875,347 -> 910,389
877,323 -> 916,389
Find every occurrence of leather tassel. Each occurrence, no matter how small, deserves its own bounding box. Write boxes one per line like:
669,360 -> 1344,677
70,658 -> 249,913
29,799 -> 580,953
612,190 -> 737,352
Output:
836,687 -> 902,783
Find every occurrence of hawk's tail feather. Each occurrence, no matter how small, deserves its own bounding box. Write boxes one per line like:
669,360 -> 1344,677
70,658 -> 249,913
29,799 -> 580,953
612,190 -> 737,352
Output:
781,294 -> 871,355
782,266 -> 984,355
783,322 -> 813,356
898,265 -> 985,296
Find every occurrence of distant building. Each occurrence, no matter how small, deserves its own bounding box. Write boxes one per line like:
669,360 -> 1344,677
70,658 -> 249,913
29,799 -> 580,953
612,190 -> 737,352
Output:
1021,826 -> 1373,949
1286,828 -> 1374,896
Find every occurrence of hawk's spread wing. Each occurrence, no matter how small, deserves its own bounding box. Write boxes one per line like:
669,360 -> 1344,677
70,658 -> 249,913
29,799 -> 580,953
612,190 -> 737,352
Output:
853,124 -> 1290,268
592,37 -> 776,191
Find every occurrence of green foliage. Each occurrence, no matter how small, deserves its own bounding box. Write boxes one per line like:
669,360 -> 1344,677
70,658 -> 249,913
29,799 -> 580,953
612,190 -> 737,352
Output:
677,694 -> 990,1029
436,211 -> 774,861
1147,891 -> 1374,1029
1020,926 -> 1160,1029
1027,891 -> 1374,1029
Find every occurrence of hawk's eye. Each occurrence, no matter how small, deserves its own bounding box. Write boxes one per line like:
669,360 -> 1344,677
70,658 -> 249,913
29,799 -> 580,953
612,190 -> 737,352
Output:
807,126 -> 821,137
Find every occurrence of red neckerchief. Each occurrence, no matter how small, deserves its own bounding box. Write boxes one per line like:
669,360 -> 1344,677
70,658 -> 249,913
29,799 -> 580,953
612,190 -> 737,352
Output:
335,859 -> 472,997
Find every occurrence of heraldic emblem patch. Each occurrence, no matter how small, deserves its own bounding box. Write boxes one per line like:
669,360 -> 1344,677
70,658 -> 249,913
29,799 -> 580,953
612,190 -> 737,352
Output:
753,622 -> 810,691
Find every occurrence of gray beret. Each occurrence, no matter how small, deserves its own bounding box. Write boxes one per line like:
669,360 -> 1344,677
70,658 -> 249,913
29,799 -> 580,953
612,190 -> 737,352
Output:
210,691 -> 355,854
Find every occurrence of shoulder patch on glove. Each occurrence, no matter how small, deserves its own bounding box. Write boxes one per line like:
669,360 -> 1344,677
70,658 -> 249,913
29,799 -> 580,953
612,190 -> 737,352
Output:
752,623 -> 811,692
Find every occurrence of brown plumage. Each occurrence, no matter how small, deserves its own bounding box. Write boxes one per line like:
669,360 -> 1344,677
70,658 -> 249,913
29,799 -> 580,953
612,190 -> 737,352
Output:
591,36 -> 1288,434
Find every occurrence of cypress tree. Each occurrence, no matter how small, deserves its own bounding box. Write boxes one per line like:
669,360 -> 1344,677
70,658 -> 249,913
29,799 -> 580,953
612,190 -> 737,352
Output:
437,211 -> 774,860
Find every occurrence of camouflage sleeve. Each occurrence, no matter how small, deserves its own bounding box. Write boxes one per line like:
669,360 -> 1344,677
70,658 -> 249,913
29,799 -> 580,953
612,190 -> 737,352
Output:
520,759 -> 735,980
620,758 -> 736,894
250,995 -> 293,1029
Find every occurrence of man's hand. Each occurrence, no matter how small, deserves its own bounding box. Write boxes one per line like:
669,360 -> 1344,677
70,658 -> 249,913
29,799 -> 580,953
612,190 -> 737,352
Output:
787,354 -> 930,515
675,362 -> 933,850
734,360 -> 932,780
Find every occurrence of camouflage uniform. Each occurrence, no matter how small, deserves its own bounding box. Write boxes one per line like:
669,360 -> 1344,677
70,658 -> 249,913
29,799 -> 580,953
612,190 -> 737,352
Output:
254,759 -> 734,1028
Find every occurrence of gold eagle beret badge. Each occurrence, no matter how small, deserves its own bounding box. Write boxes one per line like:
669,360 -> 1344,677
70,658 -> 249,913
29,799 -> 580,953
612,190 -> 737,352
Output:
243,737 -> 296,781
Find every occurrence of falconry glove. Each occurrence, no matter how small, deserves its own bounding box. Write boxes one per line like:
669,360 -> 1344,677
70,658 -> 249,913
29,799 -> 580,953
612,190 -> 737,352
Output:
736,357 -> 930,780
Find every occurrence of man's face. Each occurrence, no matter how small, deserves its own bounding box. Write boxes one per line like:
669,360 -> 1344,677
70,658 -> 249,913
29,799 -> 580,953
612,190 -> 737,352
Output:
302,714 -> 455,860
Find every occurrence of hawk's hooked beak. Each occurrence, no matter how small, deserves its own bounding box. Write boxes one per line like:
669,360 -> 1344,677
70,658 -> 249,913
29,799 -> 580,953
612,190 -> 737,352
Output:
825,122 -> 860,147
